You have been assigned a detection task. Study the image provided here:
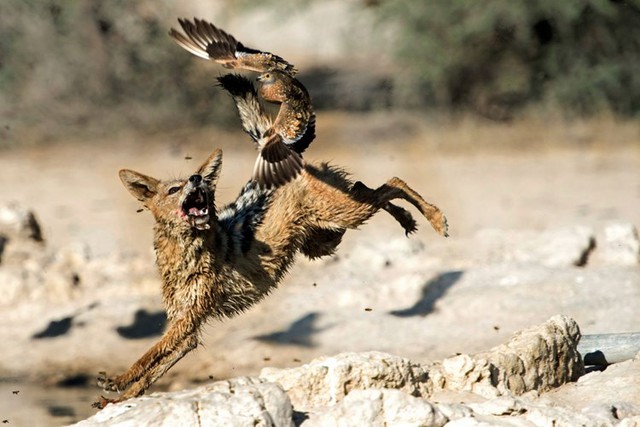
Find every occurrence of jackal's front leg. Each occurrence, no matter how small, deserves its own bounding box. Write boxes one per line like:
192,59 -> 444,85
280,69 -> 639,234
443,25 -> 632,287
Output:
93,316 -> 200,408
93,333 -> 198,408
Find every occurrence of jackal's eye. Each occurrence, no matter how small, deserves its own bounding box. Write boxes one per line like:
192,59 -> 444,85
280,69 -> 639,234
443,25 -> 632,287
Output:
167,186 -> 181,195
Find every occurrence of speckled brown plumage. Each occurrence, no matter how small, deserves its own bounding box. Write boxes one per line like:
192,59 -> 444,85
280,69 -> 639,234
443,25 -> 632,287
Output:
218,73 -> 314,188
170,18 -> 315,189
93,147 -> 448,408
169,18 -> 297,75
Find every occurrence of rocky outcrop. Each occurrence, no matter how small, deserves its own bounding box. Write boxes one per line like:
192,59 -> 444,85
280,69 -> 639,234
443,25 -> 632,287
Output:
437,314 -> 584,398
73,377 -> 294,427
304,389 -> 448,427
260,351 -> 434,411
1,206 -> 638,426
75,315 -> 598,426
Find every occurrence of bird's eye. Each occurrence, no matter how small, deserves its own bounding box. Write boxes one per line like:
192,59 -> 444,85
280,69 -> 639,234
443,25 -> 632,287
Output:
264,73 -> 270,79
168,186 -> 181,195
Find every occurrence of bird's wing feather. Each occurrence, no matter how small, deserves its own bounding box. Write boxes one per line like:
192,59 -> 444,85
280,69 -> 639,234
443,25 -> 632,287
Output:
217,74 -> 272,144
218,74 -> 304,189
289,113 -> 316,154
170,18 -> 297,75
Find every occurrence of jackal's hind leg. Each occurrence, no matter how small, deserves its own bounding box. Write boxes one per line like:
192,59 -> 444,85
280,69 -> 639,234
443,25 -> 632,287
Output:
351,181 -> 417,234
376,178 -> 448,237
384,202 -> 417,235
352,178 -> 448,237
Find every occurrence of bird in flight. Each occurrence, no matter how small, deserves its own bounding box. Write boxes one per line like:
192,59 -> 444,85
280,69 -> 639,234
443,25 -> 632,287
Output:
169,18 -> 315,188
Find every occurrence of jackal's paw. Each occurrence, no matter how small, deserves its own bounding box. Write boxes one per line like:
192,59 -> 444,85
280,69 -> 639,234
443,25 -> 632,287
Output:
97,371 -> 126,393
385,203 -> 418,236
91,395 -> 122,410
430,211 -> 449,238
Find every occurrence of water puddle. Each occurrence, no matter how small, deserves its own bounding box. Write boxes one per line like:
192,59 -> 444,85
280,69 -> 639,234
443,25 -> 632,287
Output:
0,382 -> 97,426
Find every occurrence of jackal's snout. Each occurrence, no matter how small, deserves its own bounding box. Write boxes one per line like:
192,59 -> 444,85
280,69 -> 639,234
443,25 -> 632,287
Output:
181,177 -> 211,230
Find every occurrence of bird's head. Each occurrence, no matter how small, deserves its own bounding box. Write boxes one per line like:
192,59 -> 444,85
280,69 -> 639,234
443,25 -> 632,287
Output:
257,72 -> 277,85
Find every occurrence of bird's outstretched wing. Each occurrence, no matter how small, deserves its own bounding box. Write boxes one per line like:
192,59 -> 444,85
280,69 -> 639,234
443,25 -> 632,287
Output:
217,74 -> 272,144
218,74 -> 305,189
289,113 -> 316,154
169,18 -> 297,75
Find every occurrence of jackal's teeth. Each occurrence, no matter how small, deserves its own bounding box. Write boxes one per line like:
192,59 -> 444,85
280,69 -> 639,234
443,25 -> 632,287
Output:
182,186 -> 209,220
187,207 -> 208,217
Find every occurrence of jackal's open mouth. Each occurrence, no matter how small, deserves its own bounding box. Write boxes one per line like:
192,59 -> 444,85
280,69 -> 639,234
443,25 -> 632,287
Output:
181,187 -> 210,230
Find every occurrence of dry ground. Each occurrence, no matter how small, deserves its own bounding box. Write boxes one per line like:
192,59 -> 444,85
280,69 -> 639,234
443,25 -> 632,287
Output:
0,114 -> 638,425
1,114 -> 638,256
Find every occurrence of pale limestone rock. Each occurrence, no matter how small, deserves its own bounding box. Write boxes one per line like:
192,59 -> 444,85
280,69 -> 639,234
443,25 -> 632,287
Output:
438,315 -> 583,398
444,416 -> 530,426
433,402 -> 475,421
524,404 -> 600,427
540,358 -> 640,420
72,377 -> 293,427
619,417 -> 640,427
260,351 -> 433,411
466,396 -> 526,417
303,389 -> 447,427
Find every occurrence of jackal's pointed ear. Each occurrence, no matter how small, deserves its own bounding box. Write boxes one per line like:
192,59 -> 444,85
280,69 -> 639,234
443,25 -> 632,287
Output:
197,149 -> 223,187
119,169 -> 160,202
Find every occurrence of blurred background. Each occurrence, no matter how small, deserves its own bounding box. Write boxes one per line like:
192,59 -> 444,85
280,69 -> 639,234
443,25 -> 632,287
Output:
2,0 -> 640,144
1,0 -> 638,253
1,1 -> 639,425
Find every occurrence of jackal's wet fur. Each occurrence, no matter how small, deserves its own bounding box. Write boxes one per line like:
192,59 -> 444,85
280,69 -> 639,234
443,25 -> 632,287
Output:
94,153 -> 447,407
93,96 -> 448,411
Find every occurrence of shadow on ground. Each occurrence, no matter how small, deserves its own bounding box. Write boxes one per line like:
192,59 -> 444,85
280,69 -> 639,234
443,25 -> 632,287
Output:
253,312 -> 324,347
390,271 -> 463,317
116,309 -> 167,339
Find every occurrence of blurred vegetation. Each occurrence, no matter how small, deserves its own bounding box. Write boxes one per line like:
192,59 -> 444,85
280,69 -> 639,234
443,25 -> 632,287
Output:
0,0 -> 638,145
372,0 -> 640,119
0,0 -> 237,144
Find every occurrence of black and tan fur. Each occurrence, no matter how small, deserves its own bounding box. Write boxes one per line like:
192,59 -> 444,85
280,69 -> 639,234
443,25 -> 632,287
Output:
94,146 -> 447,408
93,18 -> 448,410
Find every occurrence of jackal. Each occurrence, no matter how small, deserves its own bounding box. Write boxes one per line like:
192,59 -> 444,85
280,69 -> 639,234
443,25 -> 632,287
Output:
93,81 -> 448,409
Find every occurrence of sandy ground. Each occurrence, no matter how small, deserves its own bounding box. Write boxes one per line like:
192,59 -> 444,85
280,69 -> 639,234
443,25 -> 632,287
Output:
1,114 -> 638,256
0,114 -> 639,425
